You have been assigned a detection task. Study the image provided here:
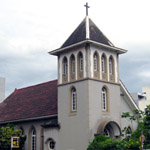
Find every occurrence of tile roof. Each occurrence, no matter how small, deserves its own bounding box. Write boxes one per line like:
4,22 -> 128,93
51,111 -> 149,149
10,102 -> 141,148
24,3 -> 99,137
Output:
61,17 -> 114,48
0,80 -> 58,123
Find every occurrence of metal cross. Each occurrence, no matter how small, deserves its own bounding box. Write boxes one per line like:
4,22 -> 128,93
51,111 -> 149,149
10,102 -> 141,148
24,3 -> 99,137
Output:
84,2 -> 90,16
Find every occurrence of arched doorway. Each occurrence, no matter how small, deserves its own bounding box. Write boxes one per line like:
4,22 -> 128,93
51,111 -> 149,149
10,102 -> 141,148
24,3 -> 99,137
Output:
97,121 -> 121,138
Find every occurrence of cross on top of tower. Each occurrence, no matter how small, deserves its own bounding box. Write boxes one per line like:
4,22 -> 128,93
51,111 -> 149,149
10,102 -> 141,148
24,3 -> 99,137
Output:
84,2 -> 90,16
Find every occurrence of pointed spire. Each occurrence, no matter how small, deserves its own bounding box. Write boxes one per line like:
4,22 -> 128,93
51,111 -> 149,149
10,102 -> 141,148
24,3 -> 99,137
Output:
86,16 -> 90,39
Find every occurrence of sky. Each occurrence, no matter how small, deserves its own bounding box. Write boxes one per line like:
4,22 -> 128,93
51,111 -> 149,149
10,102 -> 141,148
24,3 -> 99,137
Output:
0,0 -> 150,97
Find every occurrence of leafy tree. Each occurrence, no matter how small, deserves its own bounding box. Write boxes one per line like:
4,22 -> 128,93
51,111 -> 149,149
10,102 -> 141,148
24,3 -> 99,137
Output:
88,105 -> 150,150
0,124 -> 26,150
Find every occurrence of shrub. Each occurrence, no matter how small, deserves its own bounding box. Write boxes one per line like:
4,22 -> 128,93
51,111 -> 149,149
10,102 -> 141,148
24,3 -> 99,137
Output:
0,124 -> 26,150
88,135 -> 116,150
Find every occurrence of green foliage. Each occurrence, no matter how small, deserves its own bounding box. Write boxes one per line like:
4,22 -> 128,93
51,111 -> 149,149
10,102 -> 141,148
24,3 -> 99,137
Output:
116,139 -> 140,150
88,105 -> 150,150
88,135 -> 116,150
0,124 -> 26,150
88,135 -> 141,150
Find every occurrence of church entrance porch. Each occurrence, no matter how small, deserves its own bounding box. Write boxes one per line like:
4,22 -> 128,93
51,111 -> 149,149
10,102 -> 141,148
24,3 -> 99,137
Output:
97,121 -> 121,138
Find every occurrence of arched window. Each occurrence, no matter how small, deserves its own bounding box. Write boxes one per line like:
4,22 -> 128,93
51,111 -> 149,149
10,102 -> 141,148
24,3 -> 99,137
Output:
102,87 -> 107,111
31,128 -> 36,150
101,55 -> 106,73
101,54 -> 107,81
71,87 -> 77,112
70,54 -> 75,74
77,52 -> 84,79
94,53 -> 98,71
20,127 -> 24,135
93,52 -> 100,79
79,53 -> 83,72
49,139 -> 55,150
63,57 -> 68,76
104,128 -> 110,137
72,59 -> 75,73
109,56 -> 115,82
109,57 -> 113,75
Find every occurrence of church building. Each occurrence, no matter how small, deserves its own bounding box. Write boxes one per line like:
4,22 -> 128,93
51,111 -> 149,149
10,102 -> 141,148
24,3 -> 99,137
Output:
0,4 -> 138,150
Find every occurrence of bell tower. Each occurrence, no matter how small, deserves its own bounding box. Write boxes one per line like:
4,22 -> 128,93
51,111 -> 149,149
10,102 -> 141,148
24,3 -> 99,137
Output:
49,3 -> 127,150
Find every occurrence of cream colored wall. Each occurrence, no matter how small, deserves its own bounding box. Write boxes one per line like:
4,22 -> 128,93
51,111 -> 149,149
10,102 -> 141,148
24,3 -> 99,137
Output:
88,80 -> 121,142
44,128 -> 59,150
58,80 -> 90,150
139,100 -> 150,111
16,119 -> 59,150
138,86 -> 150,111
0,77 -> 5,103
142,86 -> 150,100
120,91 -> 138,131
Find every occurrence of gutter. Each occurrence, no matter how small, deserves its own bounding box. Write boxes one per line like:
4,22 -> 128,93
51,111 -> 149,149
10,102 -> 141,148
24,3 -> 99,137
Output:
0,114 -> 58,125
49,40 -> 127,55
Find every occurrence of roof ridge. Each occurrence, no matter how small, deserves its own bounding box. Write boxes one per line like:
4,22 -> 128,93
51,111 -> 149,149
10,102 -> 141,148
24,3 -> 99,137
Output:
14,79 -> 57,92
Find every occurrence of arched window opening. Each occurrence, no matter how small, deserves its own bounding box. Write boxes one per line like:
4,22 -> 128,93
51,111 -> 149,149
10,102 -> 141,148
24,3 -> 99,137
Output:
71,87 -> 77,112
71,55 -> 75,74
80,55 -> 83,72
101,55 -> 106,73
104,128 -> 110,137
49,139 -> 55,150
94,53 -> 98,71
63,57 -> 68,76
20,127 -> 24,135
109,57 -> 113,75
77,52 -> 84,79
31,128 -> 36,150
72,60 -> 75,73
102,87 -> 107,111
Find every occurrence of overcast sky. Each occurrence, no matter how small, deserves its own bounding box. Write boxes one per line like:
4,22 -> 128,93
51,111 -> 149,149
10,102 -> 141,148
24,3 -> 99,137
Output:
0,0 -> 150,97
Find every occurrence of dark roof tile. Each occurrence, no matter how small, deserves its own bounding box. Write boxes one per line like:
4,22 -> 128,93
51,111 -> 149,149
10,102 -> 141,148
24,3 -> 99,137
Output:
0,80 -> 58,123
61,17 -> 113,49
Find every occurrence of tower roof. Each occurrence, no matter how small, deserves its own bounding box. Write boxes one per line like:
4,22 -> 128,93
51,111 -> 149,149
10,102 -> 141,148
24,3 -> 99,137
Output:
61,17 -> 114,49
50,16 -> 127,55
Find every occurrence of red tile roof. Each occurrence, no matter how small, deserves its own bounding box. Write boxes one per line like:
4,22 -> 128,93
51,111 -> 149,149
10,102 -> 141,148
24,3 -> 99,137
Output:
0,80 -> 58,123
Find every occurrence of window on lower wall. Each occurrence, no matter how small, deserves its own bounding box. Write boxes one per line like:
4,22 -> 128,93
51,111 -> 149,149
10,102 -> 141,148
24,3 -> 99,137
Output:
49,139 -> 55,150
102,87 -> 108,111
31,128 -> 36,150
71,87 -> 77,112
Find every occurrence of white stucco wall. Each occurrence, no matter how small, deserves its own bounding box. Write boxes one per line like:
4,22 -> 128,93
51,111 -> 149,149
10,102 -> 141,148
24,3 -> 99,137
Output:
15,118 -> 59,150
138,86 -> 150,111
88,80 -> 121,141
120,89 -> 138,131
142,86 -> 150,100
139,100 -> 150,111
0,77 -> 5,103
58,80 -> 90,150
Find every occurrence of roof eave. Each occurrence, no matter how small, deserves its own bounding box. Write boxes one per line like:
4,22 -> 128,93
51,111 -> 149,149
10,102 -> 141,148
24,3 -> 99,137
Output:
49,40 -> 87,56
0,114 -> 58,125
49,40 -> 127,56
120,80 -> 139,110
88,40 -> 127,54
